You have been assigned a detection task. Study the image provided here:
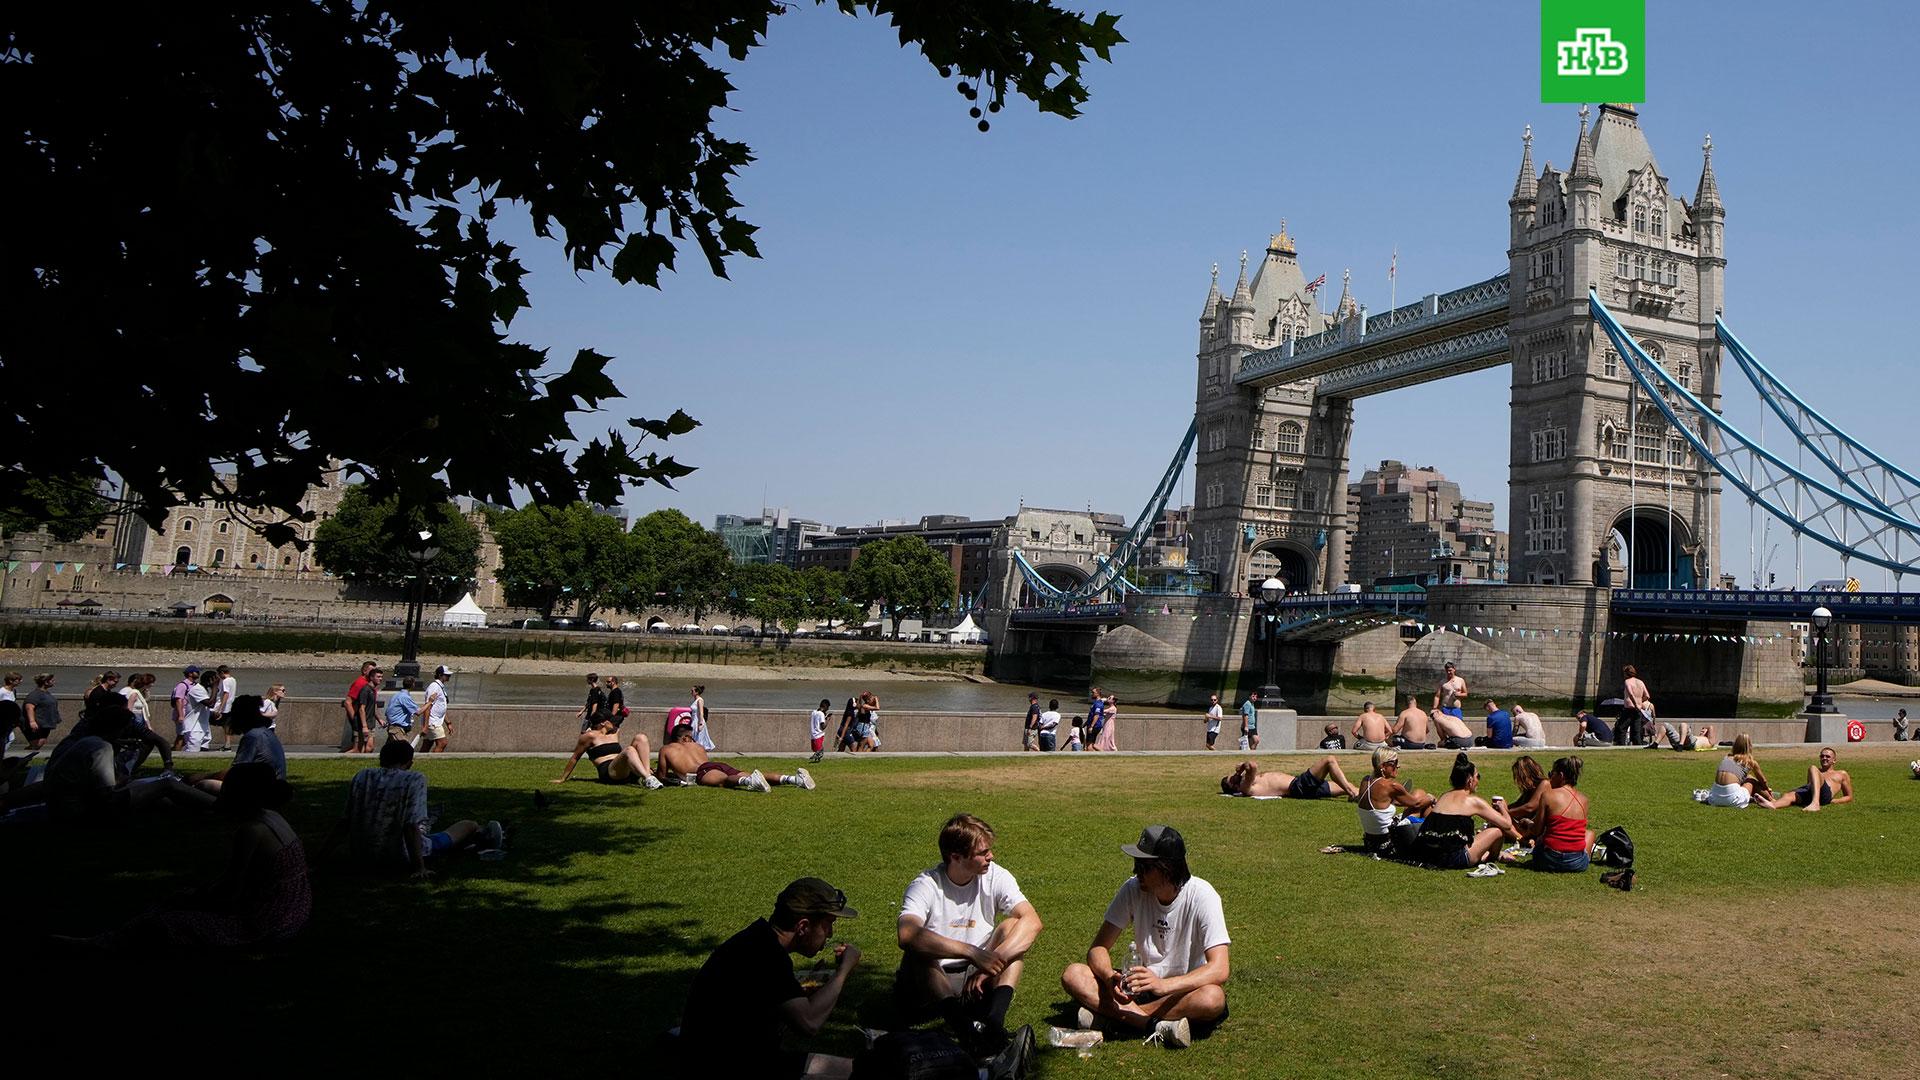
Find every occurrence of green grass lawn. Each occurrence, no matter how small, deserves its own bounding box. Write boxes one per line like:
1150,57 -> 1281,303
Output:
19,747 -> 1920,1077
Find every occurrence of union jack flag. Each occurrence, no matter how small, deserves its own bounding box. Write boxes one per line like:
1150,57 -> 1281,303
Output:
1304,273 -> 1326,293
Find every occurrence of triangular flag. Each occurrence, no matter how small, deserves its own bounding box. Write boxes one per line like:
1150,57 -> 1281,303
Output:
115,562 -> 126,571
73,563 -> 84,574
28,561 -> 41,572
51,562 -> 63,573
163,565 -> 175,576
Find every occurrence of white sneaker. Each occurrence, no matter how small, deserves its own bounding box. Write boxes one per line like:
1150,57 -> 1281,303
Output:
643,775 -> 664,790
1144,1017 -> 1190,1049
1074,1007 -> 1097,1030
739,770 -> 771,793
794,767 -> 815,791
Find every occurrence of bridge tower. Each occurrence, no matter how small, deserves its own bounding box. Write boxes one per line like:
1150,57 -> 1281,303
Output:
1191,227 -> 1355,596
1506,103 -> 1725,587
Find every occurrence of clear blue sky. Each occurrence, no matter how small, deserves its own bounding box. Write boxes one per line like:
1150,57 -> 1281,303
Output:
501,1 -> 1920,589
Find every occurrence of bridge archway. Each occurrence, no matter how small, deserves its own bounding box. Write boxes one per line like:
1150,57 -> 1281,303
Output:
202,593 -> 235,616
1607,508 -> 1696,589
1246,542 -> 1313,596
1017,563 -> 1091,608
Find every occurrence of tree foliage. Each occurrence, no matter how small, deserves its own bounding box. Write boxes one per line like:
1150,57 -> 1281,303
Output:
846,536 -> 957,631
488,503 -> 634,621
310,487 -> 480,598
0,475 -> 109,543
1,3 -> 1123,539
629,510 -> 734,623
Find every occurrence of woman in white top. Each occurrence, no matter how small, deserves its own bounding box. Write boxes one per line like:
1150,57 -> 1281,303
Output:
261,684 -> 286,727
1351,747 -> 1435,855
689,685 -> 714,751
120,673 -> 156,729
1705,733 -> 1772,807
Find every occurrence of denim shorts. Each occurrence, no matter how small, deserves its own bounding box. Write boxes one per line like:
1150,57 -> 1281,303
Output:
1531,845 -> 1590,873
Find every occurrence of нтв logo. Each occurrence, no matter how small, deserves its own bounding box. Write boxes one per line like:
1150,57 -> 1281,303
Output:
1541,0 -> 1645,103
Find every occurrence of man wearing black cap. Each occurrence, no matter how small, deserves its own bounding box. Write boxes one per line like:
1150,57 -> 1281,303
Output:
1060,825 -> 1229,1049
679,877 -> 862,1078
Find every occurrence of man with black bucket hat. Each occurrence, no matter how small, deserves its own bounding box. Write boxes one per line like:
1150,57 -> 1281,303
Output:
1059,825 -> 1230,1049
678,877 -> 863,1078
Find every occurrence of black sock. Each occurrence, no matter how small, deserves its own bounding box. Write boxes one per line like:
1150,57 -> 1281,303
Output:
940,996 -> 971,1032
983,986 -> 1014,1032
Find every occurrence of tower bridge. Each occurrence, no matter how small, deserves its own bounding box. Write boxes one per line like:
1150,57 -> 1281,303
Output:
988,103 -> 1917,724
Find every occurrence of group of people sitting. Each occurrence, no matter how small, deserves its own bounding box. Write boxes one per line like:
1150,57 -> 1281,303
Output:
675,814 -> 1230,1079
557,720 -> 816,793
1345,749 -> 1597,874
1700,737 -> 1856,810
1323,695 -> 1547,753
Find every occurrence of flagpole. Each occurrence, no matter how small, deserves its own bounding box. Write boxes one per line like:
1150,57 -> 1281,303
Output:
1389,247 -> 1397,312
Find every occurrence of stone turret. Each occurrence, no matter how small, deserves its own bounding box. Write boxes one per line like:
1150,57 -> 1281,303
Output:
1692,134 -> 1724,268
1509,125 -> 1537,247
1333,268 -> 1358,323
1567,104 -> 1601,228
1198,262 -> 1221,346
1225,250 -> 1255,345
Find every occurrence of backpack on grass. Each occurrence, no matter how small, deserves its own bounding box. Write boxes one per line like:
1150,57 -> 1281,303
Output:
1593,825 -> 1634,868
851,1030 -> 976,1080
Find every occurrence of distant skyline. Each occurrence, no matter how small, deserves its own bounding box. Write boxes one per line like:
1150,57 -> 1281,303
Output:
496,2 -> 1920,591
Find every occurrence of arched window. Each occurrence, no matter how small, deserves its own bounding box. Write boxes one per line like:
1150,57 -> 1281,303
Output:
1663,260 -> 1677,287
282,555 -> 293,567
175,547 -> 191,566
1633,207 -> 1646,233
212,548 -> 226,565
1207,426 -> 1225,453
181,519 -> 195,533
217,521 -> 230,534
1677,359 -> 1692,389
1651,209 -> 1664,238
1251,426 -> 1265,451
1616,252 -> 1629,277
1633,253 -> 1646,279
1276,422 -> 1303,455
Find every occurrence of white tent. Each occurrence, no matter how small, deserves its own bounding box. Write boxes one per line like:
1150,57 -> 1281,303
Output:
440,592 -> 488,628
941,614 -> 985,644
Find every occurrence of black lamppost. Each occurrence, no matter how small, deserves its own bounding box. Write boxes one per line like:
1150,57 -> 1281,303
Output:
1257,575 -> 1286,707
1806,605 -> 1836,714
393,529 -> 440,686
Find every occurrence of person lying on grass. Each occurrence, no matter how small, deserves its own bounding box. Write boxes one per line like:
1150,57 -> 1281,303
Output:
895,813 -> 1043,1057
1411,753 -> 1519,870
1220,756 -> 1360,800
1519,756 -> 1592,873
658,722 -> 813,793
1060,825 -> 1227,1049
555,719 -> 664,789
1761,746 -> 1854,812
7,698 -> 210,821
1353,747 -> 1435,855
1657,721 -> 1714,751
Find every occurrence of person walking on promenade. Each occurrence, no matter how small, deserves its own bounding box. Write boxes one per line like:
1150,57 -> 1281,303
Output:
604,674 -> 626,730
120,673 -> 156,732
576,673 -> 607,733
1094,694 -> 1119,752
353,667 -> 382,753
0,672 -> 17,753
24,673 -> 66,751
1239,692 -> 1261,751
211,665 -> 238,752
690,684 -> 716,751
1083,689 -> 1107,752
1619,665 -> 1653,746
1037,699 -> 1061,752
1024,692 -> 1042,752
1204,694 -> 1224,750
342,660 -> 377,753
421,666 -> 451,753
809,698 -> 830,762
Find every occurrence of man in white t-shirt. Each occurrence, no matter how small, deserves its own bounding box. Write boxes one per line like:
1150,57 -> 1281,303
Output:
212,664 -> 238,751
808,698 -> 829,763
896,814 -> 1043,1056
1060,824 -> 1229,1048
421,665 -> 452,753
184,677 -> 214,752
1204,694 -> 1224,750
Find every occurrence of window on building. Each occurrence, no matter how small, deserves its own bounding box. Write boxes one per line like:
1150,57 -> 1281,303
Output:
182,519 -> 195,533
1251,426 -> 1265,450
1634,428 -> 1664,464
1310,432 -> 1327,456
73,576 -> 83,591
1206,482 -> 1224,509
1276,422 -> 1302,455
1616,252 -> 1629,277
1301,488 -> 1317,511
94,528 -> 107,539
1254,485 -> 1272,508
212,549 -> 226,565
1602,422 -> 1628,459
1274,472 -> 1298,509
1633,207 -> 1646,233
1663,260 -> 1677,287
282,555 -> 293,567
1667,435 -> 1688,466
217,521 -> 229,534
1603,348 -> 1619,378
1633,253 -> 1646,279
1207,426 -> 1225,453
175,547 -> 191,566
1677,360 -> 1692,389
1651,209 -> 1664,238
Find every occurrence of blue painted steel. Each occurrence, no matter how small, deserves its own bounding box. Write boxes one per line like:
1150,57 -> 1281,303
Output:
1589,292 -> 1920,576
1611,588 -> 1920,624
1011,419 -> 1199,607
1008,603 -> 1128,625
1717,318 -> 1920,527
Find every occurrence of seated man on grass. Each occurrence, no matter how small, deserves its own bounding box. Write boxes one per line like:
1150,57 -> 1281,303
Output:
658,723 -> 813,792
1476,701 -> 1514,749
1220,756 -> 1360,800
1763,746 -> 1855,812
1392,700 -> 1436,750
1573,709 -> 1613,747
340,739 -> 501,877
1431,708 -> 1475,750
679,877 -> 862,1079
895,814 -> 1042,1056
1060,825 -> 1228,1049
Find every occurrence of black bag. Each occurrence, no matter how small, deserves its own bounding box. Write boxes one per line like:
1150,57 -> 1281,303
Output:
851,1030 -> 976,1080
1594,825 -> 1634,868
1388,817 -> 1423,857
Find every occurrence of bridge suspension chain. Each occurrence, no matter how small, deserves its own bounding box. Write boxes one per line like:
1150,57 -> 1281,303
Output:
1590,291 -> 1920,577
1011,419 -> 1198,607
1717,317 -> 1920,528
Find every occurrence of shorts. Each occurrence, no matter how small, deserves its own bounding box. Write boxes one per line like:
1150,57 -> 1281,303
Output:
1512,736 -> 1547,749
594,759 -> 627,784
1286,771 -> 1330,800
1361,832 -> 1394,855
1439,735 -> 1474,750
1440,707 -> 1464,721
1531,845 -> 1590,873
1421,845 -> 1474,870
1354,738 -> 1388,751
811,735 -> 825,752
1392,735 -> 1436,750
1023,730 -> 1038,750
696,761 -> 742,782
423,719 -> 448,742
892,956 -> 973,1022
1790,782 -> 1833,808
425,831 -> 455,857
1243,720 -> 1259,735
1705,782 -> 1751,808
852,722 -> 874,740
1039,731 -> 1056,752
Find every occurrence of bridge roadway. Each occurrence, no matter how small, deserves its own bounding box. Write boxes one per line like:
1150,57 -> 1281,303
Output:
1234,273 -> 1512,396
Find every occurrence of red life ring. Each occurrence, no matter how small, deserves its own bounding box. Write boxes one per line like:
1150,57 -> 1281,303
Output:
1845,719 -> 1866,743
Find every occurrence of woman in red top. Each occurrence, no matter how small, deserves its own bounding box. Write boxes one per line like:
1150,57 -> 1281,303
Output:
1525,756 -> 1592,872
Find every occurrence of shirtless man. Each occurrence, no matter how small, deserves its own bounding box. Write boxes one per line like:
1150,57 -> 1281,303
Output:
1763,746 -> 1854,812
1219,756 -> 1359,799
1350,703 -> 1391,751
1393,699 -> 1435,749
1433,662 -> 1468,725
1430,708 -> 1475,750
658,723 -> 814,792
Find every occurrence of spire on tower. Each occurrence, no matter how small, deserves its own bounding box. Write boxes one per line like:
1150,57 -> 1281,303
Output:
1229,250 -> 1253,309
1511,124 -> 1537,202
1267,218 -> 1295,257
1569,104 -> 1599,182
1201,262 -> 1222,319
1334,268 -> 1358,321
1694,133 -> 1722,212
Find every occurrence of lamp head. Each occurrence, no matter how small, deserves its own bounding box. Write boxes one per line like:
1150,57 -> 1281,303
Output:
1810,606 -> 1832,631
1260,576 -> 1285,603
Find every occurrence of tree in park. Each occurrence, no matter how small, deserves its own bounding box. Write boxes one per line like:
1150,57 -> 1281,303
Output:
846,536 -> 957,633
310,487 -> 480,598
1,4 -> 1124,544
727,562 -> 805,633
0,475 -> 109,544
629,510 -> 734,623
489,502 -> 634,622
800,566 -> 866,631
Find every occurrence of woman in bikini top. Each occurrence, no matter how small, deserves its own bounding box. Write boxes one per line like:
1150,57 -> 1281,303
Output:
555,720 -> 663,787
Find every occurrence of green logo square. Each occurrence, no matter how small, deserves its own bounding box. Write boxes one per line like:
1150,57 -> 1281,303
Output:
1541,0 -> 1645,103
